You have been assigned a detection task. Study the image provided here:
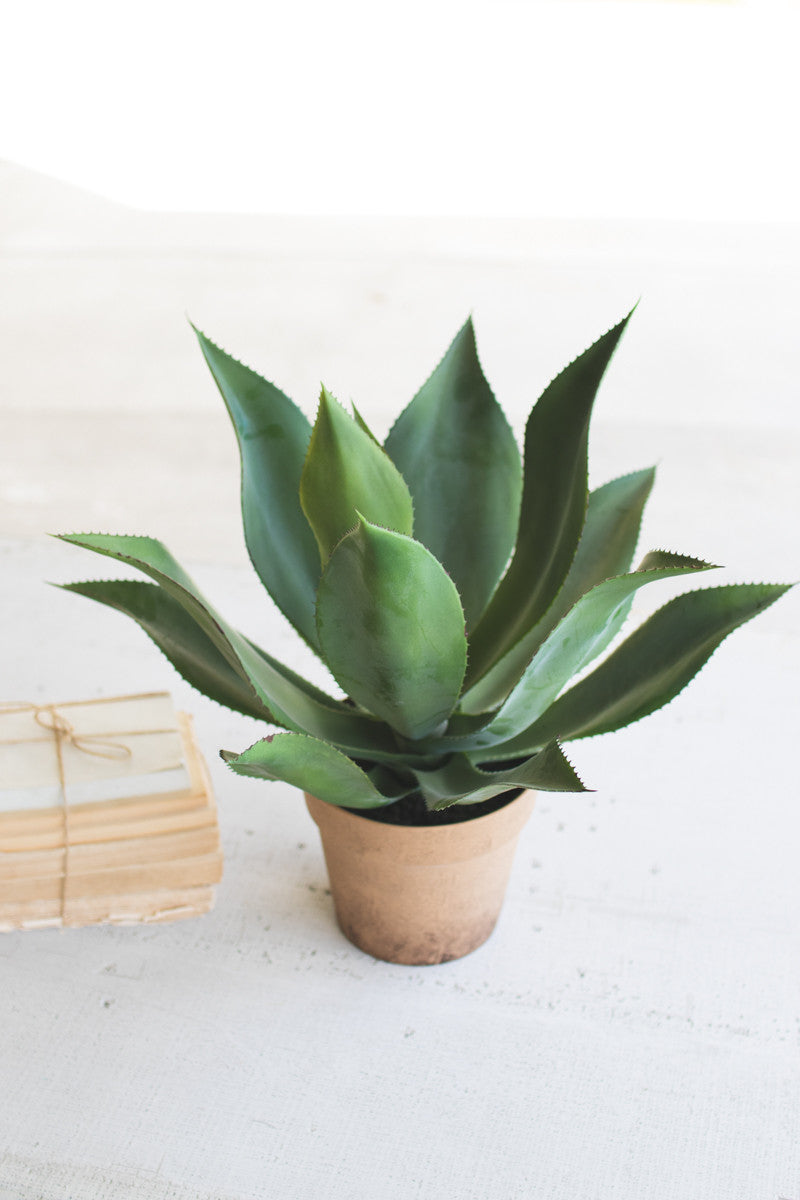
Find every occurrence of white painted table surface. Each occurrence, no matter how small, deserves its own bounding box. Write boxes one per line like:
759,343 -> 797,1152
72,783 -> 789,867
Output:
1,164 -> 799,1199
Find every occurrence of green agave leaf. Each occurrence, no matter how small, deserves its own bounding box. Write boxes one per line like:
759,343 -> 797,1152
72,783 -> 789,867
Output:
465,309 -> 635,687
461,466 -> 656,713
364,762 -> 419,800
316,517 -> 468,741
300,386 -> 414,563
56,533 -> 404,761
384,317 -> 522,629
483,582 -> 794,758
351,402 -> 381,444
413,742 -> 588,811
450,552 -> 717,751
193,326 -> 321,651
222,733 -> 403,808
58,579 -> 276,722
475,551 -> 718,746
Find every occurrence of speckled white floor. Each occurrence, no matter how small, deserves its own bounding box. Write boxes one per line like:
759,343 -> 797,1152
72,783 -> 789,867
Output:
1,164 -> 799,1200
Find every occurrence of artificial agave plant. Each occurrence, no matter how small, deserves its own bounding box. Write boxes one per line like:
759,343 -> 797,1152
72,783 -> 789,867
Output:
58,311 -> 790,813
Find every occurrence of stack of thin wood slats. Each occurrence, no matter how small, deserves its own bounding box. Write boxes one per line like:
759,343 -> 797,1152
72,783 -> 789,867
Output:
0,695 -> 222,930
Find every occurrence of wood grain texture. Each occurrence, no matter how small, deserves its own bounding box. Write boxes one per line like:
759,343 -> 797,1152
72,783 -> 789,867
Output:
0,710 -> 222,928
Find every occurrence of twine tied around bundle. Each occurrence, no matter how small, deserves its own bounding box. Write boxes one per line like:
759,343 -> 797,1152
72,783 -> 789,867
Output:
0,701 -> 133,920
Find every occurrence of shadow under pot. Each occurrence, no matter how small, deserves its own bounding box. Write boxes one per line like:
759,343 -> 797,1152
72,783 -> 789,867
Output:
305,789 -> 536,965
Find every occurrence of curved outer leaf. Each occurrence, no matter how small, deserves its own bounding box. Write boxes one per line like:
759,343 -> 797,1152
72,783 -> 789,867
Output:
430,551 -> 717,753
222,733 -> 402,808
461,466 -> 656,713
465,310 -> 635,687
472,551 -> 718,746
300,387 -> 414,563
316,518 -> 468,741
413,742 -> 588,811
56,533 -> 407,762
384,317 -> 522,629
193,327 -> 321,650
59,579 -> 276,722
481,582 -> 794,759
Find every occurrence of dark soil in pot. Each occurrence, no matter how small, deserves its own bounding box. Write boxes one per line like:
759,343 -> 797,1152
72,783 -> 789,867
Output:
346,788 -> 521,827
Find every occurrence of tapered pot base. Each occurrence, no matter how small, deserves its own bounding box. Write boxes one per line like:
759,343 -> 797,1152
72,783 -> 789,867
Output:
305,790 -> 535,965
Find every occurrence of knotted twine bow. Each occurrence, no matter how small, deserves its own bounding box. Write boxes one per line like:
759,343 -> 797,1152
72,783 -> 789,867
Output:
1,701 -> 134,920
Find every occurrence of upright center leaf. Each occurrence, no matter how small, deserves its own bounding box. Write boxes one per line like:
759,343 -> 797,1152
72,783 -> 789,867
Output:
316,518 -> 468,741
384,317 -> 522,630
300,387 -> 414,563
465,310 -> 635,686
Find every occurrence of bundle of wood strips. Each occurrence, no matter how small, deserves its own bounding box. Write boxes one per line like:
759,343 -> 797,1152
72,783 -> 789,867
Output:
0,693 -> 222,930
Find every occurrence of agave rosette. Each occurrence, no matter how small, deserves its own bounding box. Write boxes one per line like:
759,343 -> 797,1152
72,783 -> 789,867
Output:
59,313 -> 791,810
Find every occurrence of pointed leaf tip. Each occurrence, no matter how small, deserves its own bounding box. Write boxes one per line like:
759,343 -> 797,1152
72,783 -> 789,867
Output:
384,317 -> 522,628
300,387 -> 414,563
192,329 -> 322,651
224,733 -> 402,808
415,739 -> 589,809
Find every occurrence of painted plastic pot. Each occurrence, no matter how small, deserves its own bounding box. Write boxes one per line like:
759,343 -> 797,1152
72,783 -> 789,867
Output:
305,789 -> 536,965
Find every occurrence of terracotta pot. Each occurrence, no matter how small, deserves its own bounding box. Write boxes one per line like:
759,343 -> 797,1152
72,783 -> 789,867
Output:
305,789 -> 536,965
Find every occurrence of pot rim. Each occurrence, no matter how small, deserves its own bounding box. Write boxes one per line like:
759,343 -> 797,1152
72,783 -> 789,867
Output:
305,788 -> 536,866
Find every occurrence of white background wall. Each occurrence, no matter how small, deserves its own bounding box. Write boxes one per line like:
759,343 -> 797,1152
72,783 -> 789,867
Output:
4,0 -> 800,219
